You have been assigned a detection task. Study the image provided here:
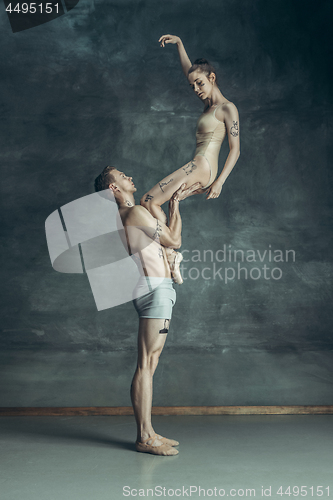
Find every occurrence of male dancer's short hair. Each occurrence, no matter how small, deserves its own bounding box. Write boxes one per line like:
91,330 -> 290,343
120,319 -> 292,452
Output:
94,166 -> 117,192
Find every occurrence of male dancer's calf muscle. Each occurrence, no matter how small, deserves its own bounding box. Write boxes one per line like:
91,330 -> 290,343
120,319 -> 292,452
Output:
130,318 -> 179,455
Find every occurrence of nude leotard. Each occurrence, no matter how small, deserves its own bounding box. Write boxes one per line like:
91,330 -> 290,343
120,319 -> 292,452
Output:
194,103 -> 227,188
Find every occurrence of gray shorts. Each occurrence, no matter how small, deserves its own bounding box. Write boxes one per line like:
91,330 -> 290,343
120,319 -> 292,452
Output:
132,277 -> 176,319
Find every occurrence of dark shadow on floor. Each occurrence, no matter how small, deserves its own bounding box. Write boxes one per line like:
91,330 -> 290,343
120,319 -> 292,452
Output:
0,416 -> 136,451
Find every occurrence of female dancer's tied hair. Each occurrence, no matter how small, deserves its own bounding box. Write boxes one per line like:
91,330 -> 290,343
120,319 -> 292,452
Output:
188,58 -> 219,85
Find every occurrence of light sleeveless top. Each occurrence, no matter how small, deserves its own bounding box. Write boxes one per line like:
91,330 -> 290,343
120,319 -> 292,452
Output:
194,104 -> 227,181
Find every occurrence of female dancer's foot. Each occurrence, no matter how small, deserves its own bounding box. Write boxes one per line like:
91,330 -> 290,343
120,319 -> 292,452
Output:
167,251 -> 183,285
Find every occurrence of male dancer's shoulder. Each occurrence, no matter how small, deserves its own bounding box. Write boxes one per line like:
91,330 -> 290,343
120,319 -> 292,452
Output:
126,204 -> 155,227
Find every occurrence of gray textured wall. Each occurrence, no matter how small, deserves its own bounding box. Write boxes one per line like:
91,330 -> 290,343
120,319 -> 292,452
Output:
1,0 -> 332,407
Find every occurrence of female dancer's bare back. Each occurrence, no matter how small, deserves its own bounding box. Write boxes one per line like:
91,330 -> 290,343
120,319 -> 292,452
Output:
141,34 -> 240,281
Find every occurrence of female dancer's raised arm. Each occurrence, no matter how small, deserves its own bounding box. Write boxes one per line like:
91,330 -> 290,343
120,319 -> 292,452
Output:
159,34 -> 192,77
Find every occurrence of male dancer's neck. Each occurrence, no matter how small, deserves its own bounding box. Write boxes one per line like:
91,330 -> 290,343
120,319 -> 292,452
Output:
118,194 -> 136,209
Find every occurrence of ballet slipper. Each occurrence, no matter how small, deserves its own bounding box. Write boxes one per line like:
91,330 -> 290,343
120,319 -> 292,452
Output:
167,252 -> 183,285
135,434 -> 179,456
155,434 -> 179,446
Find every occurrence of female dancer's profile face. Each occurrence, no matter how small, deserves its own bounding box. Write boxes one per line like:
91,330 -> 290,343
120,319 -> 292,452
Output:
188,70 -> 215,100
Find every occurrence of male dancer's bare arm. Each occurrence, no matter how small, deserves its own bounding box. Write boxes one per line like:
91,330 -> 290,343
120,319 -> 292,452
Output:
127,202 -> 181,249
127,183 -> 199,248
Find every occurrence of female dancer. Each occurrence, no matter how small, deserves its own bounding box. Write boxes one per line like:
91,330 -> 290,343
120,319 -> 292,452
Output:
141,34 -> 240,283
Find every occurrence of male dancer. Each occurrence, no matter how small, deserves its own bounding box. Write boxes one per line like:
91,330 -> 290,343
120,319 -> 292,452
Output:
94,166 -> 199,456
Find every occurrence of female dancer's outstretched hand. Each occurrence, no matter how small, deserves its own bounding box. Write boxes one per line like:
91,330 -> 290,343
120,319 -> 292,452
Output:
159,34 -> 180,47
205,180 -> 223,200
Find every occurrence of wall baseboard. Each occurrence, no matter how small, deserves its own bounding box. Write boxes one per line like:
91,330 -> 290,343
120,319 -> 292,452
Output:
0,406 -> 332,416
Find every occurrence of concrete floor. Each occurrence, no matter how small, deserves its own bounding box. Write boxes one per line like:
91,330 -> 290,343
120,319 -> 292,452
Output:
0,415 -> 332,499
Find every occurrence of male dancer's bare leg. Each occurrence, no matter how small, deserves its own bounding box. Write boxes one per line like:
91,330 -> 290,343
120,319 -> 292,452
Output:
131,317 -> 179,455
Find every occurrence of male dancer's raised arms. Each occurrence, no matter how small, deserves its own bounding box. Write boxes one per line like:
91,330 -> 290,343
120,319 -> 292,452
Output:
124,182 -> 200,250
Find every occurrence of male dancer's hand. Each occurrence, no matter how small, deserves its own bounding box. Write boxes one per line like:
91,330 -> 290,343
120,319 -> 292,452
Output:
171,182 -> 201,202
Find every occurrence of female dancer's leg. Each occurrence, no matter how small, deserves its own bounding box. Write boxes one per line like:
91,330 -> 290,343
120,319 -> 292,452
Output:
140,156 -> 210,283
140,156 -> 210,218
